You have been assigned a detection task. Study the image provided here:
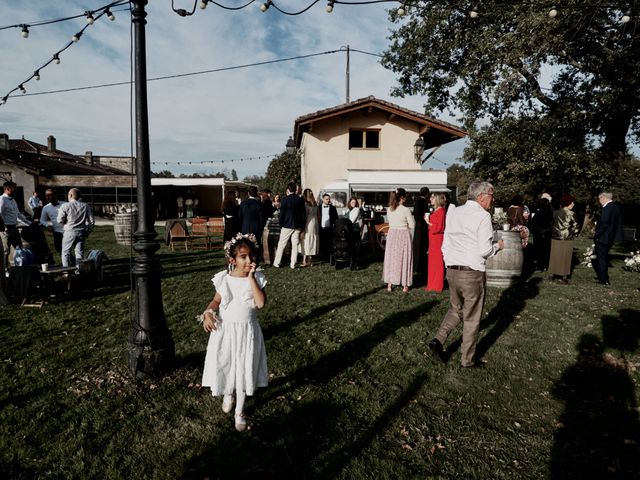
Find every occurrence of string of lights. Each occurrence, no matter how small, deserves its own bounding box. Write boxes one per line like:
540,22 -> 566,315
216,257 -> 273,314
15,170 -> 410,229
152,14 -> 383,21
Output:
151,153 -> 280,166
3,0 -> 633,31
0,1 -> 128,32
2,48 -> 380,100
0,2 -> 131,106
1,0 -> 633,105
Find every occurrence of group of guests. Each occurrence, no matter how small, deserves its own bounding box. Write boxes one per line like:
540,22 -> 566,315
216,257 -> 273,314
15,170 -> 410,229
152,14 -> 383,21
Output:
383,186 -> 449,293
220,183 -> 365,269
498,190 -> 623,286
0,181 -> 94,271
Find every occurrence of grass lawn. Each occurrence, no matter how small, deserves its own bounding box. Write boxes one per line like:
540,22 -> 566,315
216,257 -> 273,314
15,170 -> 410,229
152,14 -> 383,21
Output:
1,226 -> 639,479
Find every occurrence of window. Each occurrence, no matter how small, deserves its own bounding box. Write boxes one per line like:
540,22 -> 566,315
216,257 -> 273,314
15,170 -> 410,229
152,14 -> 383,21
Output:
349,129 -> 380,149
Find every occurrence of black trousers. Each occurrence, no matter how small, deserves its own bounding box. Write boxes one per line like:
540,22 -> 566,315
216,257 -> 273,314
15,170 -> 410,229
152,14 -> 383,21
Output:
593,241 -> 612,283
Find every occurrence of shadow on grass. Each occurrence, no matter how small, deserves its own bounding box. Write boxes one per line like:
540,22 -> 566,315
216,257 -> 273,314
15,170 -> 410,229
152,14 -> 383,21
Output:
445,277 -> 542,362
550,308 -> 640,479
262,285 -> 383,341
184,302 -> 436,479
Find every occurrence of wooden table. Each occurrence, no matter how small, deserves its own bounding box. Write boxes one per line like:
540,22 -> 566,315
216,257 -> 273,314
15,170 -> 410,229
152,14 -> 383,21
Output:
39,265 -> 78,303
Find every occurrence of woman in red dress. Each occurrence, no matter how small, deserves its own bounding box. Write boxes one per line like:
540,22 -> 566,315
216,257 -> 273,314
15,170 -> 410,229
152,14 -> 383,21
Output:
425,193 -> 447,292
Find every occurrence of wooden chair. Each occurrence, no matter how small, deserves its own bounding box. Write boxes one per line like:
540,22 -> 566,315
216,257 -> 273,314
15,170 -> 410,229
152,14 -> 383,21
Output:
190,217 -> 210,250
206,217 -> 225,249
169,222 -> 190,251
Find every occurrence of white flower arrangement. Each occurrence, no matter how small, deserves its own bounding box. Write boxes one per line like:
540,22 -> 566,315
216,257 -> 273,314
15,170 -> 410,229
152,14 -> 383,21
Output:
580,244 -> 596,268
492,209 -> 507,225
623,250 -> 640,273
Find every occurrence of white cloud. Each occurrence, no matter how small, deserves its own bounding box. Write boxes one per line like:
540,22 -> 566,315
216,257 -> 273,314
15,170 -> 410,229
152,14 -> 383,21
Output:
0,1 -> 467,180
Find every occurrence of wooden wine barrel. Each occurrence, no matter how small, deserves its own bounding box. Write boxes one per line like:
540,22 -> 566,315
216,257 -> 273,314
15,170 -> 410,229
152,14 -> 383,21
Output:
486,230 -> 523,288
114,212 -> 137,246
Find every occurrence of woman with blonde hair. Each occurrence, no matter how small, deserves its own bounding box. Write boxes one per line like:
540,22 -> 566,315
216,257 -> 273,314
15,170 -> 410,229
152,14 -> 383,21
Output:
425,192 -> 447,292
301,189 -> 319,267
383,188 -> 415,292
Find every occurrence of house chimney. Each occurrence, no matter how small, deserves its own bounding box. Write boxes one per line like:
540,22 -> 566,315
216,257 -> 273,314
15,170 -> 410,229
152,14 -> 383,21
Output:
85,151 -> 94,165
47,135 -> 56,151
0,133 -> 8,150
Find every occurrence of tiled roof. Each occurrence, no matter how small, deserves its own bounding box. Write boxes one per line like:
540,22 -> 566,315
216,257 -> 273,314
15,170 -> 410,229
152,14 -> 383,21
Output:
1,139 -> 130,176
294,95 -> 466,136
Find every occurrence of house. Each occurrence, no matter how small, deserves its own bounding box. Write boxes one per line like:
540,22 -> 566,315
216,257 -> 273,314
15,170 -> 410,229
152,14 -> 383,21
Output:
0,133 -> 135,216
292,96 -> 466,206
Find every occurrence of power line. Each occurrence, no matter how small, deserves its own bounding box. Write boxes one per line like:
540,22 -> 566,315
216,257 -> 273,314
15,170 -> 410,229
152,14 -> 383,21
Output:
4,48 -> 382,99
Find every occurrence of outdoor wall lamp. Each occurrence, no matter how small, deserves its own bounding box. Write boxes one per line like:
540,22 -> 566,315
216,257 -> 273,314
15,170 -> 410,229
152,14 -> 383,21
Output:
414,136 -> 425,163
286,136 -> 296,155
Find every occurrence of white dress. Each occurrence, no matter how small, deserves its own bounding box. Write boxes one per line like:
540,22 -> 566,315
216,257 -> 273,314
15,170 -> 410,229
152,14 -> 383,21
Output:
201,270 -> 268,396
303,204 -> 319,256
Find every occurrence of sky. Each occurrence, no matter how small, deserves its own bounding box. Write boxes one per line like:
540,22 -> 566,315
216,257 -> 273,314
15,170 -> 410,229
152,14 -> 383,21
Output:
0,0 -> 468,180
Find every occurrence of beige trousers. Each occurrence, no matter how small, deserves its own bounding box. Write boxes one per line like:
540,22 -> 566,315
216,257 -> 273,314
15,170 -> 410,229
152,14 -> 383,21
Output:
435,268 -> 486,367
273,227 -> 301,268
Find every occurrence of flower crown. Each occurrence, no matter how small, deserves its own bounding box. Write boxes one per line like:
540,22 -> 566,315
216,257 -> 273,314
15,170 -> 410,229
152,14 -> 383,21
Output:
223,232 -> 259,258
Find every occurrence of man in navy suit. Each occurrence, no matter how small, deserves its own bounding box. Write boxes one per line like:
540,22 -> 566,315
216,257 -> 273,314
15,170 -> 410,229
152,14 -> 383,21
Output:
272,182 -> 306,269
593,192 -> 624,285
239,186 -> 263,243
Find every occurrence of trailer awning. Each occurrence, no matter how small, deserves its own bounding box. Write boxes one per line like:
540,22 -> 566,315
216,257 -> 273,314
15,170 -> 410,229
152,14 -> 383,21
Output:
350,184 -> 450,193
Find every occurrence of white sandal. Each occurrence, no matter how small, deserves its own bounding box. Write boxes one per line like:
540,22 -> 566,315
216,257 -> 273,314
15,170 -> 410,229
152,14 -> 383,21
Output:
234,412 -> 247,432
221,394 -> 234,414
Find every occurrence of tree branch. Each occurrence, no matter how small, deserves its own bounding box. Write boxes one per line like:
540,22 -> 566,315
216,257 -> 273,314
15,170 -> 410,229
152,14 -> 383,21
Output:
518,65 -> 556,109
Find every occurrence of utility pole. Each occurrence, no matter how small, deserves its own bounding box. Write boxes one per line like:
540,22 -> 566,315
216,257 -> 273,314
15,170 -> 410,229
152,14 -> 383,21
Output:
345,44 -> 350,103
128,0 -> 175,379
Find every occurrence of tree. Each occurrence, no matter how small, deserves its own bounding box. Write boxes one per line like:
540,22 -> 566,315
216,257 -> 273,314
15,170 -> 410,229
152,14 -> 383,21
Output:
383,1 -> 639,193
152,170 -> 174,178
262,151 -> 300,195
231,169 -> 238,181
243,174 -> 266,186
446,163 -> 475,203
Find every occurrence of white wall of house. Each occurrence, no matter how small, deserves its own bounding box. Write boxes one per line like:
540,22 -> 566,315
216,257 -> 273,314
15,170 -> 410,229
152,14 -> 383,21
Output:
0,161 -> 36,211
301,110 -> 427,197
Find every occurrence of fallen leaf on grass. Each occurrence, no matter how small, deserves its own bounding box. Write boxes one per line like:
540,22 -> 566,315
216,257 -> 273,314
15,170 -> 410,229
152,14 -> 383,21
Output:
401,443 -> 413,451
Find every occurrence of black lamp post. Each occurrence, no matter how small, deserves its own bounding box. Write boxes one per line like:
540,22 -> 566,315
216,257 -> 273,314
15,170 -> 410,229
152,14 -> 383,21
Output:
128,0 -> 175,379
286,136 -> 296,155
414,136 -> 425,163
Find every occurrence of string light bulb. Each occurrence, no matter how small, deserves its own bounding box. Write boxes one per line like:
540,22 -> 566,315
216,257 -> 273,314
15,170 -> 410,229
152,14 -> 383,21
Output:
21,25 -> 29,38
53,53 -> 61,64
621,11 -> 631,24
34,70 -> 40,81
72,31 -> 83,42
326,1 -> 335,13
200,0 -> 209,9
19,84 -> 26,94
548,5 -> 558,18
86,12 -> 95,25
105,8 -> 115,21
0,96 -> 7,106
397,4 -> 406,16
260,1 -> 272,12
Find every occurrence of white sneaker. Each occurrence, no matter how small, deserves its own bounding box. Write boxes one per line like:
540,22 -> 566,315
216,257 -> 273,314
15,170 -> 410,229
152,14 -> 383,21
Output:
235,412 -> 247,432
221,394 -> 234,413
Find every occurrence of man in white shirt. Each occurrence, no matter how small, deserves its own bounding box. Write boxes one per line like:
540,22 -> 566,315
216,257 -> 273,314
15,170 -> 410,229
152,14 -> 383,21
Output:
0,181 -> 31,267
428,181 -> 504,368
39,189 -> 66,254
57,188 -> 95,267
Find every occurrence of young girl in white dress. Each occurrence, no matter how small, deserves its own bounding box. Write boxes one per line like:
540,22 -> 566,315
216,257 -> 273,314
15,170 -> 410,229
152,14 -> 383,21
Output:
201,233 -> 268,432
